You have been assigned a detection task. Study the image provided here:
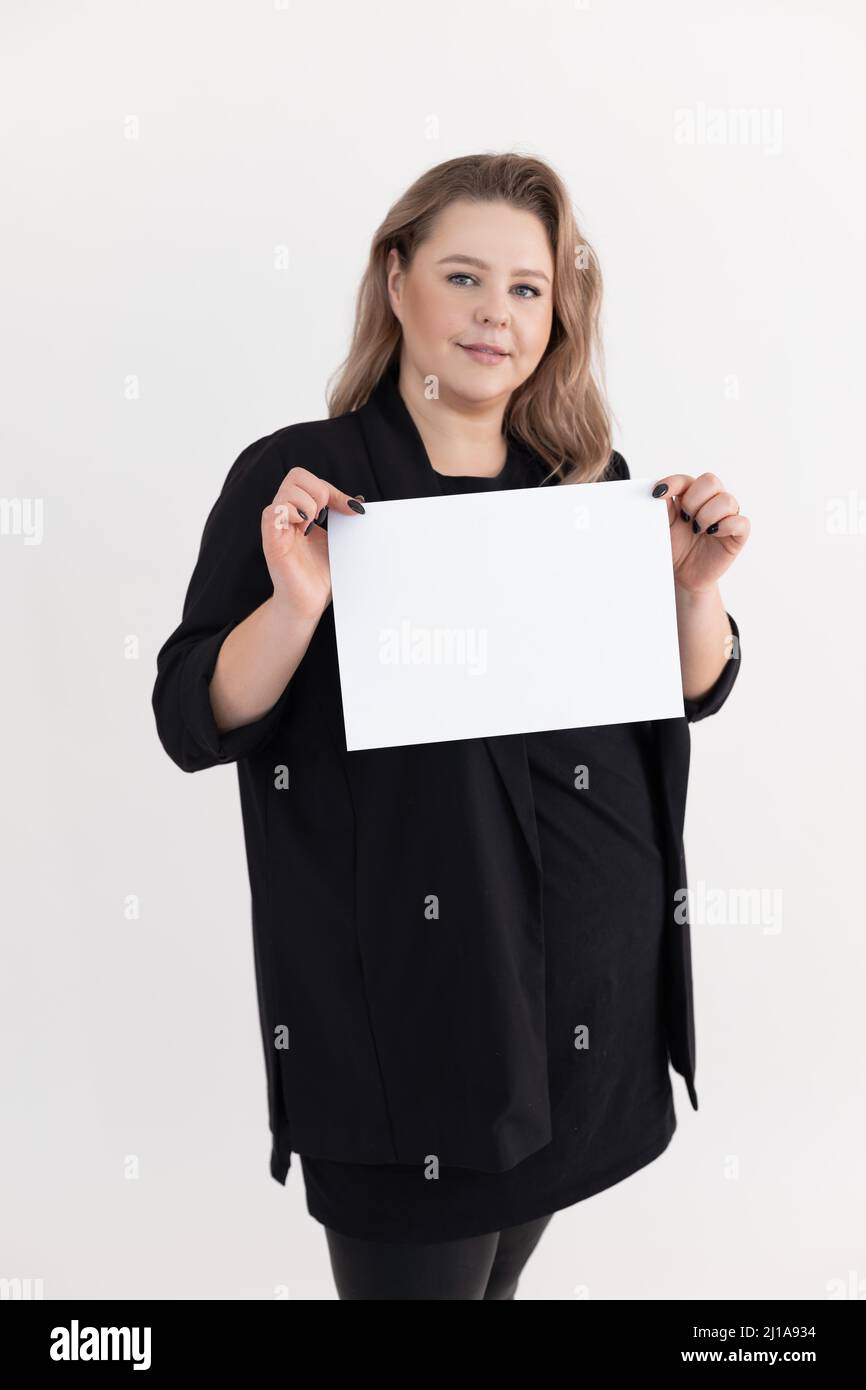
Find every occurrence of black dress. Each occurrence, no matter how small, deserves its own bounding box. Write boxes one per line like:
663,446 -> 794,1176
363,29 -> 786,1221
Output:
299,444 -> 676,1243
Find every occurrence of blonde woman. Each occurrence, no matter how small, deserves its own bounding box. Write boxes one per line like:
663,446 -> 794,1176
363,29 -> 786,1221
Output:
152,152 -> 748,1300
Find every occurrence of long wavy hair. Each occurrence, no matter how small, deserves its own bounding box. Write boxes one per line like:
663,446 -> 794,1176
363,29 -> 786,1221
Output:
326,152 -> 616,484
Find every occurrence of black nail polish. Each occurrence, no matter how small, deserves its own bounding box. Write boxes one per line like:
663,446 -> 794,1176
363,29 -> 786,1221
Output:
303,520 -> 315,536
692,518 -> 700,533
707,522 -> 719,534
347,498 -> 366,513
317,506 -> 327,522
680,509 -> 690,522
297,509 -> 308,521
651,483 -> 668,497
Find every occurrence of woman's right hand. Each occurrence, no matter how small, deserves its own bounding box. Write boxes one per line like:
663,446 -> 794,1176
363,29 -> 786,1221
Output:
261,466 -> 366,620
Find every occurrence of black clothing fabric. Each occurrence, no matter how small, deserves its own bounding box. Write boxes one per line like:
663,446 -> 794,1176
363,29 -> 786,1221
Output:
299,452 -> 676,1243
323,1212 -> 553,1300
151,357 -> 742,1190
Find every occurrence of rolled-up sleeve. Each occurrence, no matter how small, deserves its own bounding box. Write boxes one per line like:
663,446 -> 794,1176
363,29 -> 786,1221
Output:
683,610 -> 741,723
152,434 -> 293,773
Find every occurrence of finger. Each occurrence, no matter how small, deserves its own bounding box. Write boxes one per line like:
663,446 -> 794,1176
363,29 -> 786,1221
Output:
261,501 -> 302,551
324,489 -> 367,515
678,472 -> 727,524
275,470 -> 330,521
692,491 -> 739,532
279,467 -> 367,518
650,474 -> 695,502
308,489 -> 367,535
650,473 -> 697,529
272,487 -> 320,527
701,513 -> 751,543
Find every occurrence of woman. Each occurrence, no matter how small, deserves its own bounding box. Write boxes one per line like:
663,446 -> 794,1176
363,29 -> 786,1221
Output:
152,153 -> 749,1300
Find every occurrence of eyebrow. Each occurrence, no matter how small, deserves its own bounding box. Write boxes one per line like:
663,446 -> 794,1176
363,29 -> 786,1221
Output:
436,254 -> 550,285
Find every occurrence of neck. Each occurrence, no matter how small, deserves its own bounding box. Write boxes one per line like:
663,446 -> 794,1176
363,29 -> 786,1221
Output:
396,359 -> 508,477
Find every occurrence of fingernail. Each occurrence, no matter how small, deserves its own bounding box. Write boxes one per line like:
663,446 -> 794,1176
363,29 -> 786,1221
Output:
706,522 -> 719,534
651,483 -> 668,497
316,506 -> 327,522
347,498 -> 366,514
680,509 -> 690,522
304,520 -> 315,536
297,509 -> 308,521
692,518 -> 700,533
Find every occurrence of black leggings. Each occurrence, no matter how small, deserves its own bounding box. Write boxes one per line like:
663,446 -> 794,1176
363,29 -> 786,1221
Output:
323,1212 -> 554,1300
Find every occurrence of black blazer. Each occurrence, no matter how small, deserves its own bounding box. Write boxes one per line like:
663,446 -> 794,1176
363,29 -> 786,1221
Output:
152,362 -> 742,1185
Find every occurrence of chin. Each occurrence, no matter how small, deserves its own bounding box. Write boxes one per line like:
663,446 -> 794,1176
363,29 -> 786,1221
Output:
451,373 -> 509,402
452,350 -> 514,381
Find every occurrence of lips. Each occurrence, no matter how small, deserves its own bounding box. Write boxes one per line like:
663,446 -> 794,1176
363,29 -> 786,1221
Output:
459,343 -> 509,356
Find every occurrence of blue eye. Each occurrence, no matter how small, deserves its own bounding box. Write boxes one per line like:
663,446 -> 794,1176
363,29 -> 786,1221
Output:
446,273 -> 541,299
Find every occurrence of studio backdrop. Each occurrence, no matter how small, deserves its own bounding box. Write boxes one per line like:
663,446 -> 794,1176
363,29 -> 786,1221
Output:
2,0 -> 864,1301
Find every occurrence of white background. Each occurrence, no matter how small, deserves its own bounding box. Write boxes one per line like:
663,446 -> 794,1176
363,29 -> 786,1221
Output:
2,0 -> 864,1300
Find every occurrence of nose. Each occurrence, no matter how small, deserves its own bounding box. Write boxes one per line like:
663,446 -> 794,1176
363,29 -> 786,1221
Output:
477,307 -> 508,327
473,281 -> 510,328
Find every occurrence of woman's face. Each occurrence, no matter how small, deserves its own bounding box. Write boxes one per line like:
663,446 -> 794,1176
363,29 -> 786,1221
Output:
387,199 -> 555,406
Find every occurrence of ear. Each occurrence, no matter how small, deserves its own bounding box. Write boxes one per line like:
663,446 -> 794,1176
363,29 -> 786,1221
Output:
385,248 -> 403,318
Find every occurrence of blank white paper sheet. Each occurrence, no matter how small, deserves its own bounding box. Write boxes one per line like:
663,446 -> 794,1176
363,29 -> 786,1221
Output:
326,478 -> 684,751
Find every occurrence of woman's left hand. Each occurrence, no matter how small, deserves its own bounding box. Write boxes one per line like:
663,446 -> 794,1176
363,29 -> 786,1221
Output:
651,472 -> 751,594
